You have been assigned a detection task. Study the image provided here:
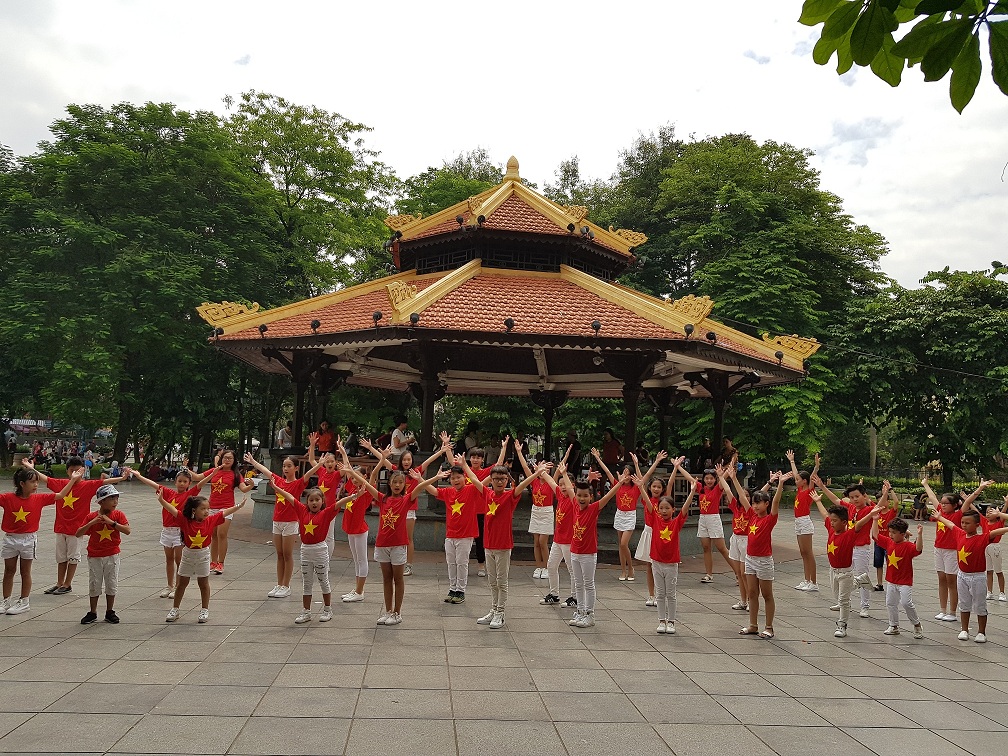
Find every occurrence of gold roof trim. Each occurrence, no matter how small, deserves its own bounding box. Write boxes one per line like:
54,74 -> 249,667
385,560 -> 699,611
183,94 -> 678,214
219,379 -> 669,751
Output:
614,229 -> 648,247
384,214 -> 419,231
667,294 -> 714,323
564,205 -> 589,224
197,300 -> 260,327
761,333 -> 821,360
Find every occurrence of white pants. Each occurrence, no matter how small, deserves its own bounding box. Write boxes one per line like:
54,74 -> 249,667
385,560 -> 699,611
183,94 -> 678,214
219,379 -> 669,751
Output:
55,533 -> 83,564
326,520 -> 336,559
852,544 -> 872,609
301,542 -> 331,595
571,552 -> 597,614
548,541 -> 574,597
830,566 -> 854,624
651,560 -> 679,622
885,582 -> 920,627
347,532 -> 369,578
445,537 -> 474,592
486,549 -> 511,610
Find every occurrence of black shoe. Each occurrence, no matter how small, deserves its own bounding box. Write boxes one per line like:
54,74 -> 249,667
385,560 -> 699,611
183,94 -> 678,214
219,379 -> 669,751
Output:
444,591 -> 455,603
874,584 -> 884,591
540,594 -> 560,605
81,612 -> 98,624
44,585 -> 60,595
54,586 -> 72,595
565,596 -> 578,607
104,610 -> 120,624
451,592 -> 465,604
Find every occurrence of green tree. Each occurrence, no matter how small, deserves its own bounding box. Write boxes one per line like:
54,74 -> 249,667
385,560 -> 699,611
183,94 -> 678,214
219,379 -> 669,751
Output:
394,148 -> 503,218
799,0 -> 1008,111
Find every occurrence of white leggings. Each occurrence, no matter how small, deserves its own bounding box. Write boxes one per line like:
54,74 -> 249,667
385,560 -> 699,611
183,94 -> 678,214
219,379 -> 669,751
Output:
571,552 -> 597,614
347,532 -> 369,578
885,582 -> 920,627
548,541 -> 574,597
651,560 -> 679,622
301,543 -> 331,595
853,544 -> 872,609
445,537 -> 474,592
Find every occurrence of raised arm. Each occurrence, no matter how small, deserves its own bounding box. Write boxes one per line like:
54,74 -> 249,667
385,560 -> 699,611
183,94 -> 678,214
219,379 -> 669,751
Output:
810,490 -> 830,521
157,489 -> 179,519
409,468 -> 449,500
590,447 -> 615,486
515,442 -> 534,480
244,452 -> 273,478
54,471 -> 83,500
599,468 -> 631,509
20,457 -> 50,484
126,468 -> 162,491
920,479 -> 943,512
785,449 -> 801,483
512,462 -> 545,497
455,453 -> 485,493
219,495 -> 248,518
914,524 -> 924,554
714,463 -> 735,501
962,480 -> 994,512
640,450 -> 668,483
679,482 -> 696,518
665,457 -> 684,498
301,456 -> 325,484
367,446 -> 390,488
343,465 -> 381,501
770,471 -> 793,516
811,474 -> 842,506
677,462 -> 698,488
307,433 -> 320,466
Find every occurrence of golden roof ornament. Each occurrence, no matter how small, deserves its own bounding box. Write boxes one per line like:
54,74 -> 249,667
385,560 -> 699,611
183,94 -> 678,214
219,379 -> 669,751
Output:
564,205 -> 589,224
614,229 -> 648,247
197,300 -> 260,326
761,333 -> 821,359
467,196 -> 484,216
504,155 -> 520,181
384,214 -> 419,231
667,294 -> 714,322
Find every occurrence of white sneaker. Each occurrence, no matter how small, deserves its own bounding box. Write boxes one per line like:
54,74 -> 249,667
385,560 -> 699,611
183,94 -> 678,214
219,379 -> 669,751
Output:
385,612 -> 403,626
575,612 -> 595,628
700,575 -> 713,583
477,569 -> 487,577
477,609 -> 495,625
834,622 -> 847,638
913,625 -> 924,639
884,625 -> 900,635
267,585 -> 281,598
568,611 -> 583,626
656,620 -> 667,634
377,611 -> 390,625
806,583 -> 819,592
167,588 -> 175,599
159,586 -> 173,598
319,607 -> 333,622
666,622 -> 676,635
403,564 -> 413,577
859,608 -> 871,618
295,611 -> 312,624
975,632 -> 987,643
958,630 -> 970,641
645,596 -> 657,607
942,613 -> 958,622
935,612 -> 947,620
0,597 -> 9,613
829,604 -> 841,612
1000,593 -> 1007,602
342,591 -> 364,603
198,608 -> 209,623
274,586 -> 291,598
165,607 -> 180,622
489,611 -> 505,629
533,568 -> 542,579
795,580 -> 809,591
987,591 -> 994,600
5,598 -> 29,615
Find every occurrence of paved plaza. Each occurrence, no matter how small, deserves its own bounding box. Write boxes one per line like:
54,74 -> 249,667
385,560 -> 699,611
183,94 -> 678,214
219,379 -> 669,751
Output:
2,480 -> 1008,755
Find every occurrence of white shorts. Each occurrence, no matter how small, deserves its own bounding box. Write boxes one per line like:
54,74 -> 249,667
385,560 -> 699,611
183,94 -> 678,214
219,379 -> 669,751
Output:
613,509 -> 637,532
529,505 -> 555,535
1,532 -> 37,560
697,513 -> 725,540
160,527 -> 182,548
406,510 -> 417,521
634,525 -> 652,563
794,515 -> 814,536
374,545 -> 408,565
210,508 -> 233,522
178,546 -> 211,578
88,554 -> 120,596
272,520 -> 298,537
744,554 -> 775,581
986,543 -> 1003,573
55,533 -> 83,564
935,547 -> 958,574
958,571 -> 988,615
729,533 -> 748,562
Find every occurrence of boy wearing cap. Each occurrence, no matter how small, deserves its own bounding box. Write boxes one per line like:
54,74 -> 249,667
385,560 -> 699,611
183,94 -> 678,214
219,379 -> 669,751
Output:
76,484 -> 130,624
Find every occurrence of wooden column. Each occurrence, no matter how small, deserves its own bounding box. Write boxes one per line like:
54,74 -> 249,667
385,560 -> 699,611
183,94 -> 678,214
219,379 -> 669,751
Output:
622,383 -> 642,458
684,369 -> 760,447
603,353 -> 660,460
645,387 -> 689,453
530,390 -> 569,460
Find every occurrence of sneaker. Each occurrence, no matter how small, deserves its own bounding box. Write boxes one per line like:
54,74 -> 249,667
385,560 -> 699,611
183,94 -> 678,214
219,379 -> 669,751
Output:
834,622 -> 847,638
533,568 -> 542,579
444,591 -> 455,603
403,564 -> 413,577
377,611 -> 390,625
6,598 -> 29,615
295,611 -> 313,624
540,594 -> 560,605
564,596 -> 578,607
159,586 -> 173,598
829,604 -> 841,612
216,563 -> 224,575
806,583 -> 820,592
489,611 -> 505,629
987,591 -> 995,600
645,596 -> 657,607
477,609 -> 495,625
795,580 -> 809,591
81,611 -> 98,625
1000,593 -> 1007,602
319,607 -> 333,622
884,625 -> 900,635
958,630 -> 970,641
44,585 -> 60,595
913,625 -> 924,639
975,632 -> 987,643
105,610 -> 120,624
575,612 -> 595,628
0,597 -> 10,613
874,584 -> 884,591
210,562 -> 222,575
451,592 -> 465,604
274,586 -> 291,598
942,613 -> 958,622
166,607 -> 180,622
859,608 -> 871,618
852,573 -> 873,589
342,591 -> 364,603
657,620 -> 667,634
198,609 -> 209,623
700,575 -> 713,583
167,589 -> 175,599
731,602 -> 749,611
569,611 -> 584,626
935,612 -> 947,620
54,586 -> 72,595
667,622 -> 676,635
477,568 -> 487,577
385,612 -> 403,625
267,585 -> 281,598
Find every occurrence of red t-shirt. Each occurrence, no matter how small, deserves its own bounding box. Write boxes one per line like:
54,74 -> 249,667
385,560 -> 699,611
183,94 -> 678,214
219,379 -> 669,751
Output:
83,509 -> 129,557
847,502 -> 876,546
650,510 -> 687,564
397,466 -> 422,511
696,482 -> 722,515
341,490 -> 371,535
826,526 -> 858,569
986,516 -> 1003,544
727,497 -> 750,536
295,501 -> 340,545
794,488 -> 813,518
271,474 -> 308,522
315,468 -> 343,508
934,510 -> 964,550
174,509 -> 225,550
554,493 -> 575,545
530,479 -> 555,509
643,495 -> 659,529
875,532 -> 919,585
159,485 -> 200,528
208,470 -> 238,510
375,493 -> 412,548
46,478 -> 103,534
0,492 -> 57,534
467,466 -> 493,484
315,431 -> 335,453
571,501 -> 601,555
483,488 -> 520,550
954,527 -> 992,573
615,483 -> 639,512
876,506 -> 898,537
438,484 -> 480,539
746,513 -> 778,557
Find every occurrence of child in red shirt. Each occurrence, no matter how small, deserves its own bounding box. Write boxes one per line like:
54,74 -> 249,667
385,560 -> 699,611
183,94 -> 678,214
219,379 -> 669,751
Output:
738,470 -> 791,639
716,463 -> 754,612
515,442 -> 562,582
537,448 -> 578,607
334,439 -> 386,604
785,450 -> 821,593
206,448 -> 254,575
1,468 -> 80,615
985,497 -> 1008,601
648,459 -> 695,635
631,450 -> 670,607
76,484 -> 130,625
591,448 -> 640,581
871,511 -> 924,638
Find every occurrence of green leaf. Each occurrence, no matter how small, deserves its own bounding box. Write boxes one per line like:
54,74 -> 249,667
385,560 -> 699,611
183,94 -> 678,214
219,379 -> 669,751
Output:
893,4 -> 920,21
992,1 -> 1008,15
991,21 -> 1008,96
891,15 -> 958,58
852,1 -> 894,65
813,34 -> 842,64
879,0 -> 901,10
914,0 -> 967,14
920,18 -> 972,80
822,1 -> 863,40
837,37 -> 856,72
871,32 -> 906,84
949,32 -> 981,111
800,0 -> 847,25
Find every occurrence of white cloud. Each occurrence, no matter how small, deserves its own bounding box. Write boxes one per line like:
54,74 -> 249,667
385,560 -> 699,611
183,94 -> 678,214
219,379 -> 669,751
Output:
234,54 -> 251,66
743,49 -> 771,64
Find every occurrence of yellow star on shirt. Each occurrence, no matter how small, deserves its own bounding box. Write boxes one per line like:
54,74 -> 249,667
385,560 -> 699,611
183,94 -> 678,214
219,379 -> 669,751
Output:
303,521 -> 317,536
381,509 -> 400,531
96,525 -> 114,541
189,530 -> 207,548
658,525 -> 672,542
847,519 -> 856,530
572,521 -> 587,542
827,541 -> 837,555
61,490 -> 79,509
450,499 -> 465,515
274,493 -> 286,506
211,478 -> 228,495
13,506 -> 29,523
958,545 -> 971,565
936,521 -> 946,533
344,498 -> 354,512
532,490 -> 546,507
318,482 -> 329,495
555,508 -> 565,525
887,551 -> 902,568
749,522 -> 759,536
486,500 -> 499,516
618,492 -> 634,508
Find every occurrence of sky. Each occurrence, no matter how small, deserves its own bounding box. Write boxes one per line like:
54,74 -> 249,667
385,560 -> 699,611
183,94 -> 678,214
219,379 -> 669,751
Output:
1,1 -> 1005,288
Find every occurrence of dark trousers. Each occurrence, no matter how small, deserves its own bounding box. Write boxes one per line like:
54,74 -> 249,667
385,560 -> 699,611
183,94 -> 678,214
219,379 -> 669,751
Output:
473,514 -> 486,564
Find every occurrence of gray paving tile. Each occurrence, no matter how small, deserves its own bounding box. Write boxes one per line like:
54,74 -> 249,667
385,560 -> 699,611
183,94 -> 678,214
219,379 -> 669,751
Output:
630,693 -> 738,724
666,651 -> 746,673
252,686 -> 359,717
344,717 -> 456,756
91,659 -> 199,685
730,653 -> 826,676
271,662 -> 364,688
836,674 -> 947,701
111,713 -> 245,754
543,691 -> 645,723
589,649 -> 674,670
907,676 -> 1007,703
652,723 -> 777,756
203,641 -> 295,664
684,670 -> 783,697
843,726 -> 971,755
124,640 -> 221,662
0,712 -> 140,752
449,664 -> 536,692
760,673 -> 869,699
885,698 -> 1007,731
152,685 -> 267,716
749,724 -> 878,755
609,667 -> 705,695
455,719 -> 562,756
444,646 -> 523,667
0,713 -> 32,738
939,729 -> 1008,756
182,661 -> 283,687
228,715 -> 352,755
0,656 -> 114,683
37,637 -> 143,659
45,682 -> 171,715
555,721 -> 672,755
798,697 -> 919,728
0,680 -> 81,712
531,667 -> 621,693
362,663 -> 448,690
713,694 -> 831,726
355,687 -> 452,719
451,690 -> 548,721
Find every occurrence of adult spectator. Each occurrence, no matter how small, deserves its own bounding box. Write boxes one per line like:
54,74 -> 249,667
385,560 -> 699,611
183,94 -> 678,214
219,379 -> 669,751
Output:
717,436 -> 738,468
315,419 -> 335,454
390,415 -> 414,463
694,438 -> 715,472
601,428 -> 624,470
276,420 -> 293,449
564,429 -> 583,476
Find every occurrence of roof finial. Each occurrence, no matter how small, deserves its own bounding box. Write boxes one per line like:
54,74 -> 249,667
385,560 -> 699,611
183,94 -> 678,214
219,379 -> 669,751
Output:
504,155 -> 520,181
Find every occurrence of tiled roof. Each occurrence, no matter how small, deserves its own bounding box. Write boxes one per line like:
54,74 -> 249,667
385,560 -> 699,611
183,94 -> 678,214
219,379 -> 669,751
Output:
483,195 -> 567,235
